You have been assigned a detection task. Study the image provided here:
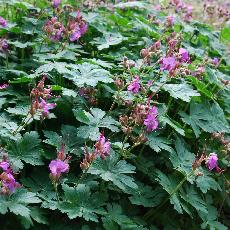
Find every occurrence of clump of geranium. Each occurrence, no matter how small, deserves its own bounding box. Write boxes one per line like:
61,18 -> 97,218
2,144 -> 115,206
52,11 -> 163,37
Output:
30,76 -> 56,119
49,144 -> 70,182
43,10 -> 87,43
80,132 -> 111,170
0,154 -> 21,195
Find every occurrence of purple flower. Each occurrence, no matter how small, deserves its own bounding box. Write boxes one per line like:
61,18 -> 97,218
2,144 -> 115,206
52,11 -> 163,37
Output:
128,76 -> 141,94
79,23 -> 88,35
50,27 -> 63,41
52,0 -> 61,9
144,106 -> 158,132
179,48 -> 189,62
160,56 -> 177,72
0,39 -> 8,52
39,98 -> 56,116
212,57 -> 219,65
207,153 -> 218,171
70,29 -> 81,42
0,83 -> 9,90
95,133 -> 111,159
0,161 -> 9,171
166,15 -> 174,26
0,16 -> 7,27
1,172 -> 20,193
49,159 -> 69,176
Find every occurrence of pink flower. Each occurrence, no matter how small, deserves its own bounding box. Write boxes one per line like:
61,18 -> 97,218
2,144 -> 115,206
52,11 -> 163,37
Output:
184,5 -> 193,22
179,48 -> 189,62
166,15 -> 175,26
0,39 -> 8,52
160,56 -> 177,72
52,0 -> 61,8
49,159 -> 69,176
50,27 -> 64,41
212,57 -> 219,65
79,23 -> 88,35
207,153 -> 218,171
0,161 -> 9,171
0,16 -> 7,27
1,172 -> 20,193
39,98 -> 56,116
0,83 -> 9,90
70,29 -> 81,42
144,106 -> 158,132
128,76 -> 141,94
95,133 -> 111,159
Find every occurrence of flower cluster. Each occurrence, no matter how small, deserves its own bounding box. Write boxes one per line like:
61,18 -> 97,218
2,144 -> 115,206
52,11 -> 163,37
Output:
49,144 -> 70,182
140,40 -> 161,65
170,0 -> 193,22
30,76 -> 56,118
0,155 -> 20,195
43,17 -> 65,42
67,11 -> 88,42
80,133 -> 111,170
159,35 -> 190,76
43,11 -> 87,42
144,106 -> 159,133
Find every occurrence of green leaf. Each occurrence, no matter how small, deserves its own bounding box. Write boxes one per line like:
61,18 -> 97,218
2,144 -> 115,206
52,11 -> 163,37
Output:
169,138 -> 195,176
114,1 -> 147,8
7,131 -> 43,169
0,189 -> 41,218
66,63 -> 113,87
155,171 -> 183,213
58,184 -> 106,222
102,203 -> 137,229
147,132 -> 173,153
180,185 -> 207,214
129,183 -> 165,207
187,76 -> 213,99
74,108 -> 119,140
163,83 -> 200,102
196,169 -> 221,193
160,116 -> 185,136
92,33 -> 126,50
88,153 -> 138,192
179,100 -> 229,137
43,125 -> 84,156
220,27 -> 230,44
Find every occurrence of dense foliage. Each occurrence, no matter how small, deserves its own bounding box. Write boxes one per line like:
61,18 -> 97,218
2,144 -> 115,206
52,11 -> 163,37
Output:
0,0 -> 229,229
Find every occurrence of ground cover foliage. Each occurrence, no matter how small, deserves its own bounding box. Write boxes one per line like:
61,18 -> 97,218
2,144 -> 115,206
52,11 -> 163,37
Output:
0,0 -> 229,229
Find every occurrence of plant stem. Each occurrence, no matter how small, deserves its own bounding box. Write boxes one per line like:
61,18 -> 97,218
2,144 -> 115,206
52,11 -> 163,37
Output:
54,182 -> 60,203
144,170 -> 195,222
